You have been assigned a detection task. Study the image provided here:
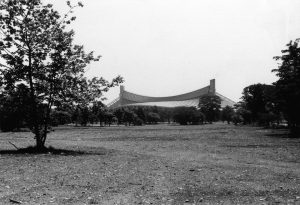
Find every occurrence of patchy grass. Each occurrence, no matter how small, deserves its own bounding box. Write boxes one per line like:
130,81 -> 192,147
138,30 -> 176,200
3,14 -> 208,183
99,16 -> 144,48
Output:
0,124 -> 299,204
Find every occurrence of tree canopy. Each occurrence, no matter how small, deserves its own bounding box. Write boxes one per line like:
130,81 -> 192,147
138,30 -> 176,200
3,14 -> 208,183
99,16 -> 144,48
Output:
198,94 -> 221,123
0,0 -> 123,149
272,39 -> 300,135
241,84 -> 278,123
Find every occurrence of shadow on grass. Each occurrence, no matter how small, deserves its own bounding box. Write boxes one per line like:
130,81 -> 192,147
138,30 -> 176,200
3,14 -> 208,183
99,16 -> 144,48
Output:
225,144 -> 284,148
0,146 -> 108,156
265,133 -> 291,138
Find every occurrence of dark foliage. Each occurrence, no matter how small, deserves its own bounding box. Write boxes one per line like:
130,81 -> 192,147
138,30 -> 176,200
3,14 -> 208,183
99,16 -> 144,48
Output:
199,94 -> 221,123
0,0 -> 122,148
0,84 -> 31,131
273,39 -> 300,136
50,110 -> 71,126
241,83 -> 279,124
146,112 -> 160,124
173,107 -> 204,125
221,106 -> 235,124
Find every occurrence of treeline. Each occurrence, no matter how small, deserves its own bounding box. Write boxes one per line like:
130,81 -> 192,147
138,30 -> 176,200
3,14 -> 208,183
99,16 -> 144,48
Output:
0,92 -> 223,129
232,40 -> 300,136
1,37 -> 299,137
229,84 -> 280,127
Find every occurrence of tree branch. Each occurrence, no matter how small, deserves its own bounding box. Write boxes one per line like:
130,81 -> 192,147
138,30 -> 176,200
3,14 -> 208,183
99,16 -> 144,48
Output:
0,62 -> 12,69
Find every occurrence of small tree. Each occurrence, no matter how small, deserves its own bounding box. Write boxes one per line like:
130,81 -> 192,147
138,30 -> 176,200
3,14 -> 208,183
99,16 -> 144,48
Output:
79,106 -> 90,126
136,107 -> 146,123
0,0 -> 123,149
158,107 -> 173,123
221,106 -> 235,124
173,107 -> 204,125
71,106 -> 80,126
104,111 -> 115,126
146,112 -> 160,124
234,102 -> 252,125
50,110 -> 71,126
189,110 -> 205,125
198,94 -> 221,123
241,84 -> 278,123
122,108 -> 136,126
91,101 -> 106,126
113,108 -> 124,125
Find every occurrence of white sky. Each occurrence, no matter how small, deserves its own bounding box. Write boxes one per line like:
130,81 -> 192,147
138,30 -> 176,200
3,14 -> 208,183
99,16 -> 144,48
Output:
49,0 -> 300,103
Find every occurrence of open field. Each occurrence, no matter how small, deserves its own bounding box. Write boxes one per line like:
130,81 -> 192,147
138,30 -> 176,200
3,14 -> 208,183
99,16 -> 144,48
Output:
0,124 -> 299,205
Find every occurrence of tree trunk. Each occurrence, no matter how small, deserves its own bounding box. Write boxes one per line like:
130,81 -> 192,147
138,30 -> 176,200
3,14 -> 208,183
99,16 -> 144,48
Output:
28,46 -> 46,150
36,132 -> 45,150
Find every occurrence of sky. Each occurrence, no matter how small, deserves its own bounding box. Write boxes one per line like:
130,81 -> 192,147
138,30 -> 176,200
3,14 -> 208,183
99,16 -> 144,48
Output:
48,0 -> 300,103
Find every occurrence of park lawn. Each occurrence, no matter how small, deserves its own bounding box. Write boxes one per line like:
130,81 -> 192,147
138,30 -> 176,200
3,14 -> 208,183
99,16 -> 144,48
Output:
0,124 -> 299,205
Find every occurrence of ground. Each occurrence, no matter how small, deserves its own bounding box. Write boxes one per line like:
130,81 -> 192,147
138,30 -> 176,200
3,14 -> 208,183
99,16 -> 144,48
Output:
0,124 -> 299,205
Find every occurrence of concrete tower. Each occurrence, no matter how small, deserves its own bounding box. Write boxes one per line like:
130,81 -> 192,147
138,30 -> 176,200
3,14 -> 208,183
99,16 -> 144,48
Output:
209,79 -> 216,94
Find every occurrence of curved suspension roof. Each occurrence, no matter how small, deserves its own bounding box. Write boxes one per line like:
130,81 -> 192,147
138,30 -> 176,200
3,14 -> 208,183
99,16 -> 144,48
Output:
107,79 -> 235,109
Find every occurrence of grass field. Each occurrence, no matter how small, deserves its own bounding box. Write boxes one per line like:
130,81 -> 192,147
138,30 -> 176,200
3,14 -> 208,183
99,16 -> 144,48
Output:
0,124 -> 299,205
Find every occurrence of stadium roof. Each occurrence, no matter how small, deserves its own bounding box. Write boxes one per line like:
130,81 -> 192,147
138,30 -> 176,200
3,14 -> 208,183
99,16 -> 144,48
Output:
107,79 -> 235,109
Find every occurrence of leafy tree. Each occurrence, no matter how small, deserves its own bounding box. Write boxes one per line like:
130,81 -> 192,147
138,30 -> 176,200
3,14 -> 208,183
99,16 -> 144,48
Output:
91,101 -> 106,126
232,113 -> 243,125
233,102 -> 252,125
133,116 -> 143,126
136,107 -> 146,123
79,106 -> 89,126
273,39 -> 300,135
173,107 -> 204,125
71,106 -> 80,126
221,106 -> 235,124
257,112 -> 278,127
241,84 -> 278,123
159,107 -> 173,123
50,110 -> 71,126
113,108 -> 125,125
146,112 -> 160,124
103,111 -> 115,126
198,94 -> 221,123
122,108 -> 136,126
189,110 -> 205,125
0,0 -> 122,149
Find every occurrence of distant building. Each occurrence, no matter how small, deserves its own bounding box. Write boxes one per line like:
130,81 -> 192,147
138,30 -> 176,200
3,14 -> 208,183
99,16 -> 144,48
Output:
107,79 -> 235,109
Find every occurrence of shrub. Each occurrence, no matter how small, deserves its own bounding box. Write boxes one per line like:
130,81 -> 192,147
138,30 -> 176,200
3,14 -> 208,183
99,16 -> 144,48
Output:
173,107 -> 204,125
146,112 -> 160,124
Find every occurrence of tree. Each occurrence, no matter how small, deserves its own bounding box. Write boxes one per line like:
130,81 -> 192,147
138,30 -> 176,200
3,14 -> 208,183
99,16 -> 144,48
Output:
0,0 -> 123,150
136,107 -> 146,123
221,106 -> 235,124
173,107 -> 204,125
146,112 -> 160,124
234,102 -> 252,125
50,110 -> 71,126
122,108 -> 136,126
273,39 -> 300,135
71,106 -> 80,126
79,106 -> 90,126
103,111 -> 115,126
91,101 -> 106,126
198,94 -> 221,123
241,84 -> 278,123
189,110 -> 205,125
158,107 -> 173,124
113,108 -> 124,125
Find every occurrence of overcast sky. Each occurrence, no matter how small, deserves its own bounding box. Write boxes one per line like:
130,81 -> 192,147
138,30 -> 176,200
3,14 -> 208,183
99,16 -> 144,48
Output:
49,0 -> 300,103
